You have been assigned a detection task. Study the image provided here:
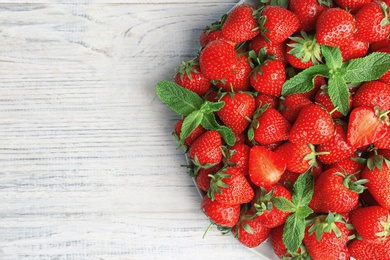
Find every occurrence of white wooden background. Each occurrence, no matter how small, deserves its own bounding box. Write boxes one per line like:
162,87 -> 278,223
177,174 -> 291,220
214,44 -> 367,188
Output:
0,1 -> 277,259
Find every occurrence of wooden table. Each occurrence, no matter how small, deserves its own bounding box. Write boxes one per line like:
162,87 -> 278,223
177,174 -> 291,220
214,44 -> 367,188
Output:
0,1 -> 276,259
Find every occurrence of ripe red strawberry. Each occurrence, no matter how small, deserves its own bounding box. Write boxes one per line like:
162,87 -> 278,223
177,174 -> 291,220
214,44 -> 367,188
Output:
303,213 -> 352,260
248,145 -> 286,187
315,85 -> 352,119
378,47 -> 390,85
316,8 -> 357,47
349,205 -> 390,243
374,125 -> 390,149
309,168 -> 367,214
251,107 -> 292,145
174,60 -> 211,96
289,0 -> 331,31
259,6 -> 299,44
271,224 -> 308,259
249,49 -> 286,97
215,53 -> 252,92
289,104 -> 335,145
196,164 -> 222,193
279,93 -> 313,123
216,92 -> 256,134
355,2 -> 390,43
327,153 -> 365,175
339,34 -> 369,62
199,39 -> 237,80
249,34 -> 287,66
335,0 -> 371,13
361,155 -> 390,209
278,170 -> 301,191
285,31 -> 322,69
252,185 -> 292,228
348,237 -> 390,260
201,195 -> 241,227
225,143 -> 251,176
188,130 -> 223,167
317,122 -> 356,165
232,209 -> 271,248
347,106 -> 389,148
174,118 -> 206,147
352,80 -> 390,110
301,75 -> 327,100
275,142 -> 318,174
199,14 -> 227,47
222,4 -> 260,43
370,38 -> 390,51
208,167 -> 254,205
254,92 -> 279,109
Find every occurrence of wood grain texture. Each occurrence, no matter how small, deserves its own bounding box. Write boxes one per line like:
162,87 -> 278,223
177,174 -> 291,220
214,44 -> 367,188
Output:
0,1 -> 278,259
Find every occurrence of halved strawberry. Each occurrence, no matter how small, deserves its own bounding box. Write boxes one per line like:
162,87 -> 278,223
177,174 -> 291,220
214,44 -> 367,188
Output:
248,145 -> 286,187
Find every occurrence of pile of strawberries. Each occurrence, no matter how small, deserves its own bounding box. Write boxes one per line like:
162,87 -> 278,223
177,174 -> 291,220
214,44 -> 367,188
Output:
156,0 -> 390,259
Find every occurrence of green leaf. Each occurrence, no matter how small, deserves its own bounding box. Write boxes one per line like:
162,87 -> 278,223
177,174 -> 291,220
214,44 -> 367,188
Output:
281,65 -> 329,96
156,80 -> 203,116
283,214 -> 306,254
295,205 -> 314,219
180,110 -> 203,142
273,196 -> 296,213
202,113 -> 236,146
328,74 -> 350,115
344,52 -> 390,83
200,101 -> 225,114
292,171 -> 314,207
321,45 -> 343,70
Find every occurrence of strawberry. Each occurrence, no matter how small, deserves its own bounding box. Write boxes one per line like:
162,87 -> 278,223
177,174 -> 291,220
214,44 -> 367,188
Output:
303,213 -> 352,260
349,205 -> 390,243
199,39 -> 237,80
248,145 -> 286,187
222,4 -> 260,43
348,237 -> 390,260
335,0 -> 371,13
355,1 -> 390,43
201,195 -> 241,227
199,14 -> 227,47
208,167 -> 254,205
347,106 -> 389,148
339,34 -> 369,62
370,38 -> 390,51
188,130 -> 223,167
174,59 -> 211,96
225,143 -> 251,176
275,141 -> 319,174
232,209 -> 271,248
278,170 -> 301,191
309,167 -> 367,214
259,6 -> 299,44
254,92 -> 279,109
174,118 -> 206,147
249,49 -> 286,97
378,47 -> 390,85
316,8 -> 357,47
279,93 -> 313,123
251,107 -> 292,145
352,80 -> 390,110
317,121 -> 356,165
374,125 -> 390,148
327,153 -> 365,175
215,53 -> 252,92
289,104 -> 335,145
301,75 -> 327,100
271,224 -> 308,259
252,185 -> 292,228
361,154 -> 390,209
285,31 -> 322,69
289,0 -> 331,31
315,85 -> 352,119
216,92 -> 256,134
249,34 -> 287,66
195,164 -> 222,193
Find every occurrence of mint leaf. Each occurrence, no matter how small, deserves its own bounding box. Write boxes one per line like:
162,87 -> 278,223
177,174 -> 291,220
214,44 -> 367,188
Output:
321,45 -> 343,70
180,110 -> 203,141
283,214 -> 306,254
156,80 -> 203,116
344,52 -> 390,82
328,74 -> 350,115
202,113 -> 236,146
200,101 -> 225,114
295,205 -> 314,219
292,171 -> 314,207
281,65 -> 329,96
273,196 -> 296,213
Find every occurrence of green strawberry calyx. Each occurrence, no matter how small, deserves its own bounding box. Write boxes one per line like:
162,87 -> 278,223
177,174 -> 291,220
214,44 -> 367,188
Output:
207,168 -> 231,201
376,214 -> 390,241
287,31 -> 322,65
248,48 -> 277,78
282,46 -> 390,116
334,170 -> 368,194
253,186 -> 276,215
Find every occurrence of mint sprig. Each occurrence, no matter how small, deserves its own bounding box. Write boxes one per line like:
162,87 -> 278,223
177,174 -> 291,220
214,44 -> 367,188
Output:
156,81 -> 235,146
282,46 -> 390,116
273,171 -> 314,254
